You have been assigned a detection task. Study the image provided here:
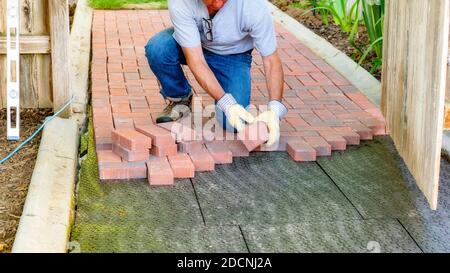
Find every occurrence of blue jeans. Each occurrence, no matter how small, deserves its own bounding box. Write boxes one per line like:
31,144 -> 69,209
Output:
145,28 -> 253,131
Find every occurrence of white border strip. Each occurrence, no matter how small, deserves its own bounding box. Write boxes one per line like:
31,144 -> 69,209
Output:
12,117 -> 79,253
268,2 -> 382,107
70,0 -> 93,128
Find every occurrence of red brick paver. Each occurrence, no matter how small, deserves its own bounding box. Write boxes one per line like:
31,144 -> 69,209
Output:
238,122 -> 270,152
168,153 -> 196,178
147,157 -> 174,186
287,141 -> 317,162
91,10 -> 388,183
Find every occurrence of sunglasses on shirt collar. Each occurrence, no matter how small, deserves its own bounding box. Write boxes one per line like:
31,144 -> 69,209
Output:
202,18 -> 213,42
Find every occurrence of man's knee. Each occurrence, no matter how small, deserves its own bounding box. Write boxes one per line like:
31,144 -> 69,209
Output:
145,28 -> 176,66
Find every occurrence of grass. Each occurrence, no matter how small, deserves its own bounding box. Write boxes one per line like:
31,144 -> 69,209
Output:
89,0 -> 167,9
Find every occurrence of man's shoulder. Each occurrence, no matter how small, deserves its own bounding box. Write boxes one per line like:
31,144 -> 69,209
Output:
239,0 -> 270,10
238,0 -> 271,24
168,0 -> 199,12
238,0 -> 271,20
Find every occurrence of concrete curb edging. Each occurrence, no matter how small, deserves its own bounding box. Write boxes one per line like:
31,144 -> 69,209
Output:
12,117 -> 79,253
70,0 -> 93,129
268,2 -> 382,107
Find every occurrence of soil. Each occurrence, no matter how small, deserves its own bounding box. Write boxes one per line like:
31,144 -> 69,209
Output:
270,0 -> 381,80
0,109 -> 52,253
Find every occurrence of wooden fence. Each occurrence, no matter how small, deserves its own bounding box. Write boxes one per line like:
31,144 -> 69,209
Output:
0,0 -> 70,116
382,0 -> 450,209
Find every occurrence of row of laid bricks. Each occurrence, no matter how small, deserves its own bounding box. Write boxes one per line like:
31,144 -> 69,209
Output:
98,121 -> 270,185
97,115 -> 385,185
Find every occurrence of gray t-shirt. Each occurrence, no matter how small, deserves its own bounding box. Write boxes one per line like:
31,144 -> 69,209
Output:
168,0 -> 277,57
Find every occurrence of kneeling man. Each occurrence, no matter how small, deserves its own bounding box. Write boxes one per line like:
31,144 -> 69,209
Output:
145,0 -> 288,146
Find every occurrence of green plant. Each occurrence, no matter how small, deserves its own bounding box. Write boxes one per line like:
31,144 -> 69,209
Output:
356,0 -> 385,72
309,0 -> 361,33
314,0 -> 331,25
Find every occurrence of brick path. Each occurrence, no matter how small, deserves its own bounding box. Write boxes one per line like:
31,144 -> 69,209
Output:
91,10 -> 387,184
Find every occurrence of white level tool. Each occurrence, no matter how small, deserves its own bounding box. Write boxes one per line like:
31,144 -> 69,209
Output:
6,0 -> 20,140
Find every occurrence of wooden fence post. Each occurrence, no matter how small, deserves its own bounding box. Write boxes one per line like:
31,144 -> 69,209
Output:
381,0 -> 450,210
49,0 -> 71,117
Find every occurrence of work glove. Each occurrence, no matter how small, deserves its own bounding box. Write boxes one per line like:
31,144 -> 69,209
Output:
256,100 -> 288,147
217,93 -> 255,132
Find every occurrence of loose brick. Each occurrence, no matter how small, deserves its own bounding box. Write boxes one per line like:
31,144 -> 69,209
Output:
99,162 -> 128,180
127,162 -> 148,179
168,153 -> 195,178
225,140 -> 250,157
111,128 -> 152,150
188,149 -> 215,172
238,122 -> 270,151
303,136 -> 332,156
255,135 -> 305,152
205,141 -> 233,164
99,162 -> 147,180
97,150 -> 122,164
178,141 -> 204,153
113,143 -> 149,162
95,137 -> 113,151
150,144 -> 178,157
158,122 -> 202,142
287,141 -> 317,161
147,157 -> 174,186
135,124 -> 176,146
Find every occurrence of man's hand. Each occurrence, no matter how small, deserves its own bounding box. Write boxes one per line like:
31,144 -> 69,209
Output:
256,110 -> 280,147
217,93 -> 255,132
256,100 -> 288,147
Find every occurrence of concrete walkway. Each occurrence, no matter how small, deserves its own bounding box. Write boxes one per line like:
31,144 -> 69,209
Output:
70,10 -> 450,253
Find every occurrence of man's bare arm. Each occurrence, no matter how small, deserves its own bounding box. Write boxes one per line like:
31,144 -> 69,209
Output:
262,50 -> 284,102
182,46 -> 225,101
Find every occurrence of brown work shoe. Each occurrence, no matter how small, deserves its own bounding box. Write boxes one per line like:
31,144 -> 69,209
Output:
156,94 -> 193,124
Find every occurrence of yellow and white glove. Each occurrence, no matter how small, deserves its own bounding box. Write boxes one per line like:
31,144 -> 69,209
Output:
217,93 -> 255,132
256,100 -> 288,147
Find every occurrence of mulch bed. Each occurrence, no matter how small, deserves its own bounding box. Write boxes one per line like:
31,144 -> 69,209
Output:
0,109 -> 52,253
270,0 -> 381,80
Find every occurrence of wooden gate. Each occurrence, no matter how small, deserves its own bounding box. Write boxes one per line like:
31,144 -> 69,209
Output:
382,0 -> 450,209
0,0 -> 70,116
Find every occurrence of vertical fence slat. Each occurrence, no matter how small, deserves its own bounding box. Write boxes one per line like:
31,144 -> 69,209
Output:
21,0 -> 52,108
49,0 -> 71,117
0,0 -> 6,108
0,0 -> 52,109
